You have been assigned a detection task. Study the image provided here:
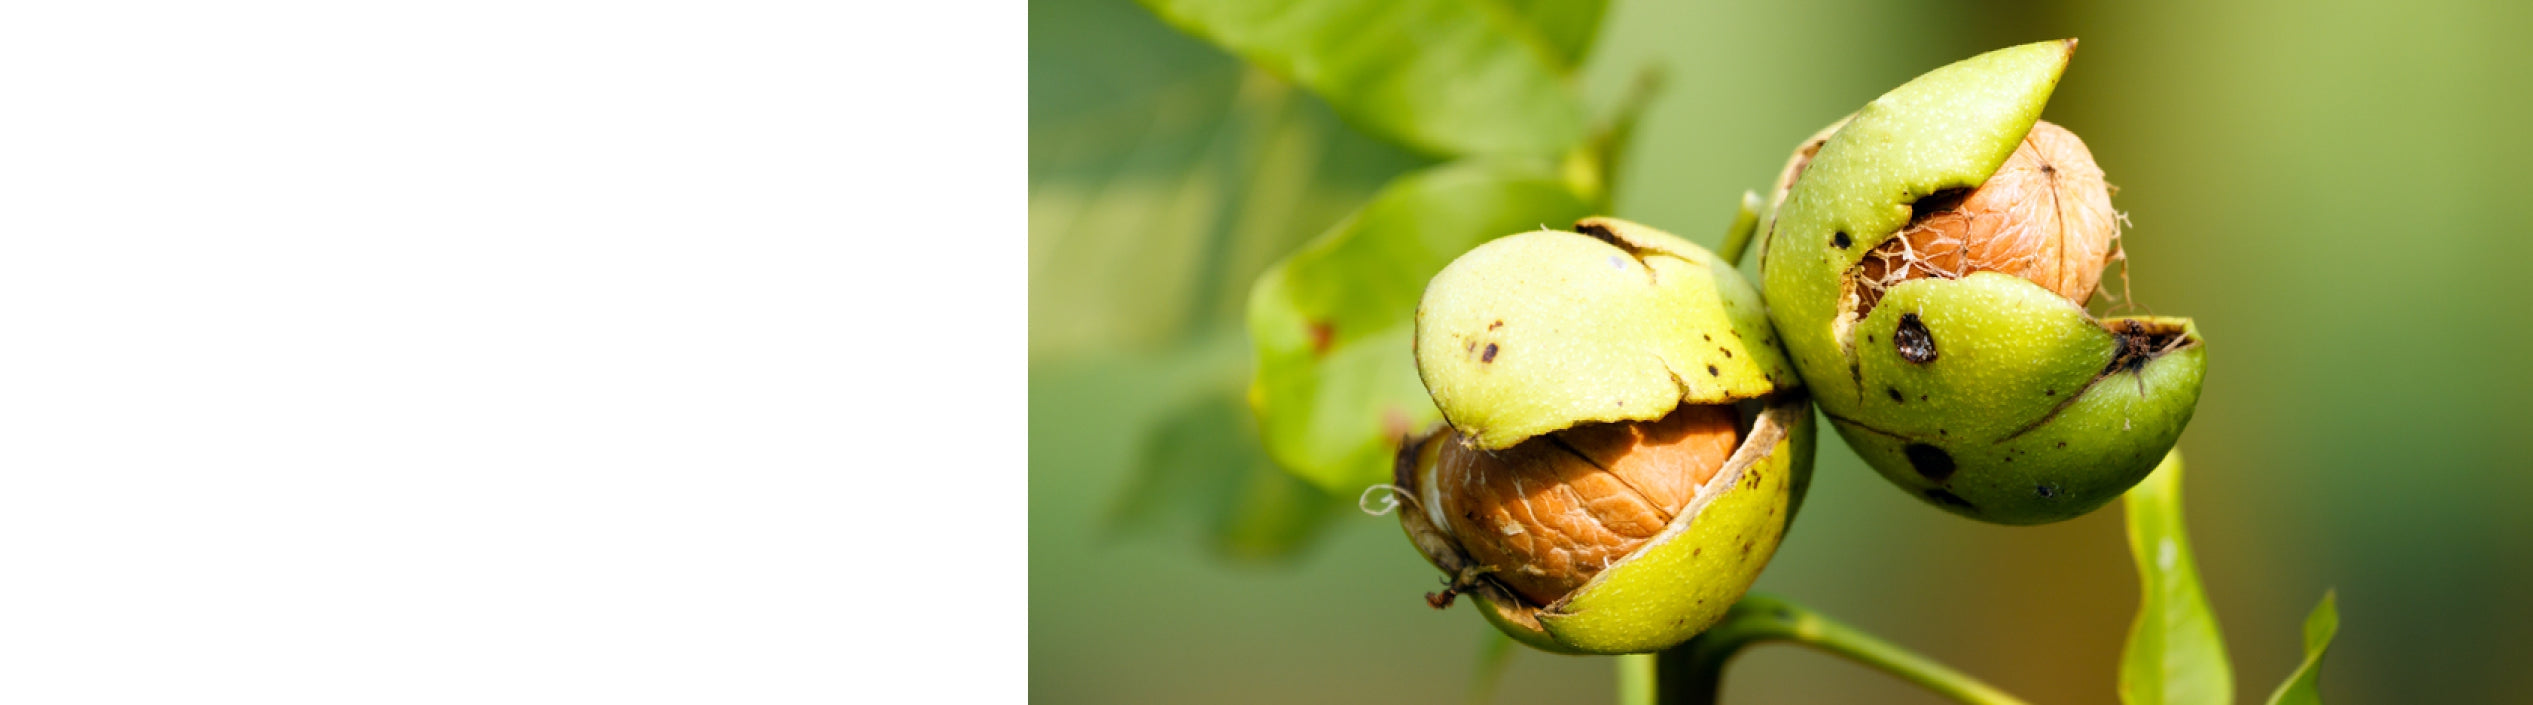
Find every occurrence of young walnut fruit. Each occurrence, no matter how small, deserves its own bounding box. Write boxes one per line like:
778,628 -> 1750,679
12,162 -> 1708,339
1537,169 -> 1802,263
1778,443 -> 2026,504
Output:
1433,404 -> 1739,605
1758,39 -> 2205,525
1398,216 -> 1813,655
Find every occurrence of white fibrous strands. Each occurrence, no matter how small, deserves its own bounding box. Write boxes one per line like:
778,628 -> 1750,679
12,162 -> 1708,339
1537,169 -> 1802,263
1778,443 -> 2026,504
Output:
1856,120 -> 2123,313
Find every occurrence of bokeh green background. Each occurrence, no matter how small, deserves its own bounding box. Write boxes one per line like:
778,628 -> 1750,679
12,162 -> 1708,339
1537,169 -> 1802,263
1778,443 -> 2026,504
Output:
1030,0 -> 2533,702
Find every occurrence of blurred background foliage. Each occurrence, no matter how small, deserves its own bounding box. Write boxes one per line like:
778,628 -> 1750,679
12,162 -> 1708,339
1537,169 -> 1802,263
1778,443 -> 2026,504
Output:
1030,0 -> 2533,702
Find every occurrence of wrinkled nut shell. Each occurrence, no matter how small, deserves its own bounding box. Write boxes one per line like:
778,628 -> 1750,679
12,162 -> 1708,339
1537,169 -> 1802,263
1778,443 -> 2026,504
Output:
1857,121 -> 2119,310
1437,404 -> 1740,605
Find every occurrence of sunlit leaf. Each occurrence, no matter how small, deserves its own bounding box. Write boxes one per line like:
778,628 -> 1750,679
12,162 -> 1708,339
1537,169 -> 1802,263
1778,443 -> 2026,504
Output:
2263,591 -> 2339,705
1107,387 -> 1345,563
1137,0 -> 1591,158
1247,160 -> 1593,493
1502,0 -> 1609,71
2120,450 -> 2236,705
1031,0 -> 1425,359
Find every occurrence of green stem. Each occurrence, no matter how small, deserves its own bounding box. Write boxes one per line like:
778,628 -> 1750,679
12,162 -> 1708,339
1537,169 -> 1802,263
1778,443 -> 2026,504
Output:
1716,190 -> 1762,267
1643,594 -> 2031,705
1577,64 -> 1668,212
1616,652 -> 1657,705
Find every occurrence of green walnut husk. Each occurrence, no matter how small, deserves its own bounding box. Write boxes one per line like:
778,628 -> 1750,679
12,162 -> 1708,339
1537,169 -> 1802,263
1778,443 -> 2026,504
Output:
1415,217 -> 1796,449
1397,217 -> 1814,654
1757,39 -> 2206,525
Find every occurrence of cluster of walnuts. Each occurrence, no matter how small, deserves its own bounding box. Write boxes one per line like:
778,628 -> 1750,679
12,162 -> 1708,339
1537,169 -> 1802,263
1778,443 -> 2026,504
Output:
1389,40 -> 2205,655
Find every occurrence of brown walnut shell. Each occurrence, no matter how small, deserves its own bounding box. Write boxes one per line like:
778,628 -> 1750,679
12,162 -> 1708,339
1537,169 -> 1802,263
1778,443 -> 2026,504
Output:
1432,404 -> 1740,605
1855,120 -> 2120,310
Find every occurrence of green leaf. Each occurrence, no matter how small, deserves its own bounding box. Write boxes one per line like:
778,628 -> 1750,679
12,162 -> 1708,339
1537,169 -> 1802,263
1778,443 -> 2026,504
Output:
1247,160 -> 1594,493
2120,450 -> 2236,705
2263,591 -> 2339,705
1030,65 -> 1426,358
1031,0 -> 1427,359
1501,0 -> 1609,71
1108,387 -> 1345,563
1136,0 -> 1592,158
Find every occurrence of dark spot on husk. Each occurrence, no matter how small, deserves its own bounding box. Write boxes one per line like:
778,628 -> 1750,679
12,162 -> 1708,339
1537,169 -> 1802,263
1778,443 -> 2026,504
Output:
2105,319 -> 2190,376
1922,488 -> 1977,511
1389,431 -> 1424,489
1904,443 -> 1955,482
1481,343 -> 1498,364
1918,394 -> 1928,402
1720,347 -> 1733,358
1886,387 -> 1904,403
1909,188 -> 1971,226
1707,364 -> 1720,376
2045,389 -> 2056,396
2056,441 -> 2067,449
1832,231 -> 1852,249
1488,320 -> 1504,331
1702,333 -> 1712,342
1896,313 -> 1938,364
2036,484 -> 2058,498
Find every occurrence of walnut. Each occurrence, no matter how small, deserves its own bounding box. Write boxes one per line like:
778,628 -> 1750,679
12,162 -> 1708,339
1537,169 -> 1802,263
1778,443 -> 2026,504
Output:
1432,404 -> 1740,605
1759,39 -> 2206,526
1856,120 -> 2121,311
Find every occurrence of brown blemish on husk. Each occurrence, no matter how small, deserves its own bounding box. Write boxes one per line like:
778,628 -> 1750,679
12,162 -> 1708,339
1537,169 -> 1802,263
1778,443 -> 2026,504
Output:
1995,317 -> 2198,442
2104,318 -> 2191,376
